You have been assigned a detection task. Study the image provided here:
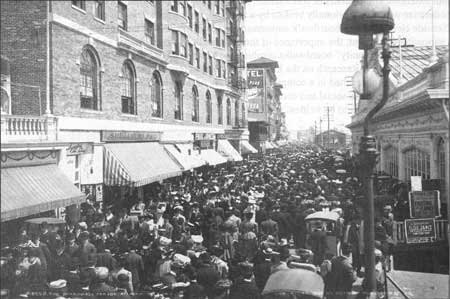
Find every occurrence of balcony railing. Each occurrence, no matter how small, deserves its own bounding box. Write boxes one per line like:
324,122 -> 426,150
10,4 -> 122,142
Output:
393,220 -> 448,243
1,114 -> 57,143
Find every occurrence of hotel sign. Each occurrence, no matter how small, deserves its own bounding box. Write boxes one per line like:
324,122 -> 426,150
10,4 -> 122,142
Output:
101,131 -> 161,142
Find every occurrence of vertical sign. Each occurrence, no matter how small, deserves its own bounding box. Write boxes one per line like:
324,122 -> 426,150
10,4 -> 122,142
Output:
247,69 -> 264,113
411,176 -> 422,191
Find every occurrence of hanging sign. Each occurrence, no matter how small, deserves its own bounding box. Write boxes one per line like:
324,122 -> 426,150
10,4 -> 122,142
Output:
409,190 -> 440,218
410,176 -> 422,192
404,218 -> 436,244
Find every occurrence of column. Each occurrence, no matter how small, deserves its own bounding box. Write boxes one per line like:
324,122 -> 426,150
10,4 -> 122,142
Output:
430,136 -> 439,179
398,141 -> 405,181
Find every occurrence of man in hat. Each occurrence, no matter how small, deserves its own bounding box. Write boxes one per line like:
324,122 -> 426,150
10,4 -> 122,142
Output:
197,252 -> 220,299
327,243 -> 356,299
89,267 -> 116,297
111,255 -> 133,294
260,212 -> 279,242
65,232 -> 79,257
125,240 -> 144,292
229,261 -> 260,299
78,231 -> 97,267
271,246 -> 290,273
308,221 -> 328,266
253,243 -> 274,292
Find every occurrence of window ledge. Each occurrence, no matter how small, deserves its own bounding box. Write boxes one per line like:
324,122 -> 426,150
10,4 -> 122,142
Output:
213,45 -> 225,50
168,11 -> 189,24
71,5 -> 86,14
174,119 -> 184,122
151,116 -> 163,120
94,17 -> 106,25
121,113 -> 138,117
80,108 -> 103,114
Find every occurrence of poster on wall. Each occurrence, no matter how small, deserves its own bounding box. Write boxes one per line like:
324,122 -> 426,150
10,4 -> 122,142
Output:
404,218 -> 436,244
409,190 -> 440,218
247,69 -> 264,113
410,176 -> 422,192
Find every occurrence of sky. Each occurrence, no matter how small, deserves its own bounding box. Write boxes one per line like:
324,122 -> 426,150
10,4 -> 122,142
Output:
244,0 -> 449,134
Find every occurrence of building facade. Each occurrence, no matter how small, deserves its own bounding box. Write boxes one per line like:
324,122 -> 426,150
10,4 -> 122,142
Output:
246,57 -> 284,151
314,129 -> 347,150
0,0 -> 253,227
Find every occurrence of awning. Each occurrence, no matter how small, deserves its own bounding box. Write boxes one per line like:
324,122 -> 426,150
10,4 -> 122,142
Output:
1,164 -> 85,222
270,141 -> 279,148
198,149 -> 227,166
104,142 -> 183,186
241,140 -> 258,154
164,144 -> 205,170
265,141 -> 274,149
217,140 -> 243,162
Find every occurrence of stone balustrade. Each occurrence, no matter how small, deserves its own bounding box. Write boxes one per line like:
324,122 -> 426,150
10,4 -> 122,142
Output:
1,114 -> 57,143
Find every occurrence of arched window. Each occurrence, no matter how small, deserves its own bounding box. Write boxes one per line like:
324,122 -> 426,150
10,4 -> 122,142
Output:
226,98 -> 231,125
404,147 -> 430,180
80,47 -> 100,110
151,71 -> 163,118
383,145 -> 398,177
121,61 -> 136,114
438,138 -> 446,181
206,90 -> 212,123
192,85 -> 199,122
217,96 -> 223,125
174,81 -> 183,120
235,100 -> 239,127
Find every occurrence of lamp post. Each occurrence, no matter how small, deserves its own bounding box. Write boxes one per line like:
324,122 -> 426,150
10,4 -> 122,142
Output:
341,0 -> 394,295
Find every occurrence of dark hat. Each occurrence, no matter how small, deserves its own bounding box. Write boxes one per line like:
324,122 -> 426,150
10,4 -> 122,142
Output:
79,231 -> 90,240
117,273 -> 129,282
66,232 -> 76,241
279,247 -> 290,260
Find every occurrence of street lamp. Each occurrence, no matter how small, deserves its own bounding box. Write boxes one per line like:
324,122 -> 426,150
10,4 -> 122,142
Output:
341,0 -> 394,295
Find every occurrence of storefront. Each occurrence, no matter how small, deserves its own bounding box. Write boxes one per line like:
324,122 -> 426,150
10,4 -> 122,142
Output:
193,133 -> 227,166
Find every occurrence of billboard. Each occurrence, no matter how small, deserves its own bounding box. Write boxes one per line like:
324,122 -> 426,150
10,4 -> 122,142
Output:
404,218 -> 436,244
247,69 -> 264,113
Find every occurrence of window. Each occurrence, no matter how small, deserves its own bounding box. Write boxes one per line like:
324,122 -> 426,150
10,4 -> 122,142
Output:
221,29 -> 225,48
203,52 -> 208,72
438,138 -> 446,182
404,147 -> 430,180
202,18 -> 207,40
171,0 -> 178,12
188,43 -> 194,65
192,86 -> 199,122
194,11 -> 200,33
145,19 -> 155,45
195,47 -> 200,69
118,2 -> 127,30
215,0 -> 220,14
208,55 -> 213,75
215,28 -> 221,46
208,23 -> 212,43
174,81 -> 183,120
72,0 -> 86,10
221,0 -> 225,16
80,47 -> 100,110
187,4 -> 193,28
217,96 -> 223,124
121,61 -> 136,114
208,0 -> 212,9
171,30 -> 179,55
226,98 -> 231,125
383,146 -> 398,178
151,71 -> 163,118
216,58 -> 221,77
179,1 -> 186,16
171,30 -> 187,57
94,0 -> 105,20
206,91 -> 212,123
235,100 -> 239,127
221,60 -> 226,78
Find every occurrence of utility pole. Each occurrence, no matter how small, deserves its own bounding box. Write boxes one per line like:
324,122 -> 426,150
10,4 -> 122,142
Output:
319,118 -> 323,147
326,106 -> 331,149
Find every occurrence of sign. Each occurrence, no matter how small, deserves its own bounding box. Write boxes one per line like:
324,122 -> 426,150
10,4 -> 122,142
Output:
193,133 -> 215,141
409,190 -> 441,218
101,131 -> 161,142
247,69 -> 264,113
410,176 -> 422,192
66,143 -> 93,156
404,218 -> 436,244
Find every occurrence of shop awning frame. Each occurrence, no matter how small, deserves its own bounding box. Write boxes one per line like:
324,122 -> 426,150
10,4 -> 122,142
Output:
164,144 -> 205,171
198,149 -> 227,166
1,164 -> 86,222
241,140 -> 258,154
104,142 -> 183,187
217,139 -> 243,162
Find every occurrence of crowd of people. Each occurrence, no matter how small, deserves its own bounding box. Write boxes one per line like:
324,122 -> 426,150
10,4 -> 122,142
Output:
0,144 -> 397,299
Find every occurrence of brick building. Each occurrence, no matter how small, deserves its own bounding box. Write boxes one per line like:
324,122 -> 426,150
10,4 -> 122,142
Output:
1,0 -> 254,227
246,57 -> 284,152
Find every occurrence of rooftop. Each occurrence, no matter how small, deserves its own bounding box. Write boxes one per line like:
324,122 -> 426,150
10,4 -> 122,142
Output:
247,57 -> 279,68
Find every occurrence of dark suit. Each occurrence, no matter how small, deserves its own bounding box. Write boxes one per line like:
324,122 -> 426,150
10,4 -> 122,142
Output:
197,264 -> 220,298
78,241 -> 97,267
309,230 -> 327,265
229,279 -> 260,299
96,252 -> 117,270
327,255 -> 356,299
125,251 -> 144,291
260,219 -> 279,239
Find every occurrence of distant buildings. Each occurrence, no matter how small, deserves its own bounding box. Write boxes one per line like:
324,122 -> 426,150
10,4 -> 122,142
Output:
314,129 -> 347,150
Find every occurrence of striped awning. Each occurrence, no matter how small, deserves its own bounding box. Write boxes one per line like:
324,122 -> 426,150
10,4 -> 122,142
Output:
198,149 -> 227,166
164,144 -> 205,171
104,142 -> 183,186
217,140 -> 243,162
1,164 -> 85,222
241,140 -> 258,154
